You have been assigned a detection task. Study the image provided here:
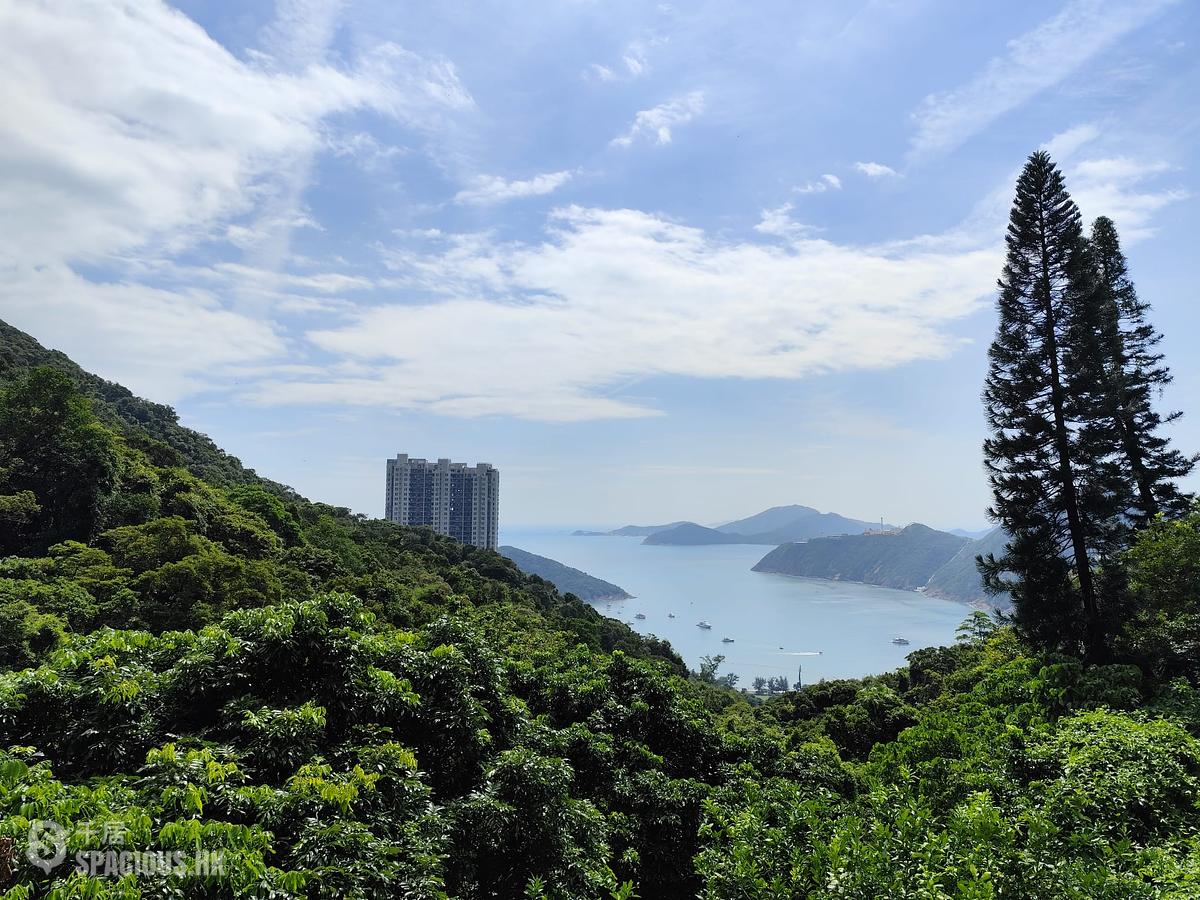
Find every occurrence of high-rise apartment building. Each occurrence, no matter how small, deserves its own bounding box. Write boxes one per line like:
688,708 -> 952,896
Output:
384,454 -> 499,550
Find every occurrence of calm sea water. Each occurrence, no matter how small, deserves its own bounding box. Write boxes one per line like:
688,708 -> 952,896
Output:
501,528 -> 971,685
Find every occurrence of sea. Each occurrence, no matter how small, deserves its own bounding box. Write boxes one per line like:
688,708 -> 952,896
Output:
500,527 -> 971,686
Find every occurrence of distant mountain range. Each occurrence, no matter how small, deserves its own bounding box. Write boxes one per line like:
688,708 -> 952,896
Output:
642,523 -> 745,545
572,521 -> 689,537
948,527 -> 994,540
752,524 -> 1012,608
500,546 -> 631,602
577,504 -> 885,545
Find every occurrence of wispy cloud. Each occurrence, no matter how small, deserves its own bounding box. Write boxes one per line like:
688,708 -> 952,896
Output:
1069,157 -> 1187,242
754,203 -> 813,240
0,0 -> 471,267
0,0 -> 471,397
1037,124 -> 1188,241
795,174 -> 842,194
611,91 -> 705,147
855,161 -> 899,179
0,264 -> 283,401
454,170 -> 575,205
587,36 -> 665,83
909,0 -> 1175,159
246,205 -> 1001,421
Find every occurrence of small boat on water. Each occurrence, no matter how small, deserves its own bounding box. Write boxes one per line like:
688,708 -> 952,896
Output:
635,613 -> 646,620
721,637 -> 735,643
667,612 -> 676,618
891,637 -> 910,646
697,621 -> 712,629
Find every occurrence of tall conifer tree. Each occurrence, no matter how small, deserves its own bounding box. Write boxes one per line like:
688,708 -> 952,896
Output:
980,152 -> 1105,656
1085,215 -> 1195,524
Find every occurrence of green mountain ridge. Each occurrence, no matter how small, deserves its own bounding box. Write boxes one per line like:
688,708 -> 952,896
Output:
925,527 -> 1014,608
500,545 -> 632,601
753,524 -> 970,592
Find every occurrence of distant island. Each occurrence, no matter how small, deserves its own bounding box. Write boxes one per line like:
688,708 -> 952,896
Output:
642,522 -> 745,545
752,523 -> 966,590
578,505 -> 888,546
752,523 -> 1012,608
571,521 -> 689,537
713,504 -> 886,543
571,506 -> 1011,607
500,546 -> 631,602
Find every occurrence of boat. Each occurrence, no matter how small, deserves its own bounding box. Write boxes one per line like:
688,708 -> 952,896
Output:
635,613 -> 646,620
721,637 -> 735,643
667,612 -> 676,618
891,637 -> 910,646
697,621 -> 712,629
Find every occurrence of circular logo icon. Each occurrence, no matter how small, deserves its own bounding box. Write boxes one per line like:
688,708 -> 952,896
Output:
26,820 -> 67,874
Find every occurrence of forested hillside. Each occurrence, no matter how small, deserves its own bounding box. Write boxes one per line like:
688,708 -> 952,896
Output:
752,523 -> 968,590
500,546 -> 631,601
925,526 -> 1013,606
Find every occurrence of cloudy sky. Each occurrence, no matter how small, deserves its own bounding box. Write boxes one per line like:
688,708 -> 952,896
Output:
2,0 -> 1197,530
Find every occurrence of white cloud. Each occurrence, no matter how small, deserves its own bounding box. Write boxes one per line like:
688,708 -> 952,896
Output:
588,36 -> 664,83
0,0 -> 472,398
0,263 -> 283,401
326,131 -> 408,170
454,171 -> 575,205
0,0 -> 470,268
754,203 -> 813,240
1035,125 -> 1188,241
855,161 -> 899,179
611,91 -> 705,147
1067,157 -> 1187,241
246,206 -> 1001,421
795,174 -> 842,194
1042,123 -> 1102,161
909,0 -> 1175,159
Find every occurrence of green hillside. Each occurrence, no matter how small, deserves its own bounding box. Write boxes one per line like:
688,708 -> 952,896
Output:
3,320 -> 1200,898
925,527 -> 1013,607
752,524 -> 969,590
500,546 -> 631,601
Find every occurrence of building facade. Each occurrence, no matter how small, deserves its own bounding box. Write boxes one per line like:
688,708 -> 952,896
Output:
384,454 -> 499,550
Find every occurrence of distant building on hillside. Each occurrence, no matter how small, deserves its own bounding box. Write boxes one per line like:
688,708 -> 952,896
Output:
384,454 -> 499,550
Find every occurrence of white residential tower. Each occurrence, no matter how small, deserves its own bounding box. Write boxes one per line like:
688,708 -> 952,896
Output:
384,454 -> 499,550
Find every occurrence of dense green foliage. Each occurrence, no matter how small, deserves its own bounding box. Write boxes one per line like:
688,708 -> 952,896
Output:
752,523 -> 968,591
499,547 -> 631,602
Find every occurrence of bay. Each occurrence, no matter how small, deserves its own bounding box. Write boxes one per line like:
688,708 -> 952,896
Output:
501,528 -> 971,686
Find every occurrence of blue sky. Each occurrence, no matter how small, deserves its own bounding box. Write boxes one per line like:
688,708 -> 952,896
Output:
1,0 -> 1197,530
